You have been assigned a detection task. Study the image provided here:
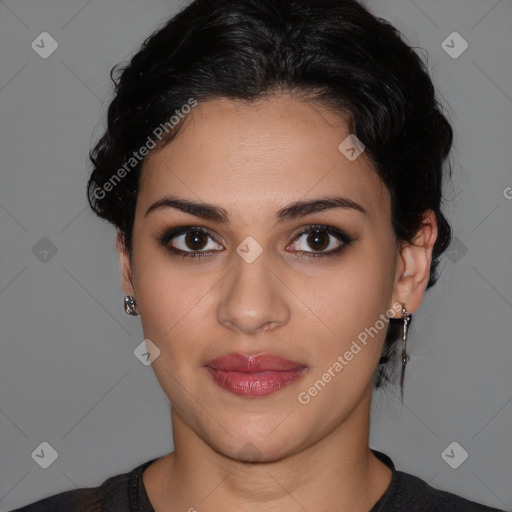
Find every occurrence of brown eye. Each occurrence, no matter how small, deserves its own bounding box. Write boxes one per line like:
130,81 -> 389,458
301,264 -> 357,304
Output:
184,230 -> 209,251
160,227 -> 224,257
305,230 -> 330,251
287,225 -> 354,257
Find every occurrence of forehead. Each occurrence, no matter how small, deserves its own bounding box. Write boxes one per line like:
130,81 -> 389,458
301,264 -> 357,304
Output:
138,94 -> 389,223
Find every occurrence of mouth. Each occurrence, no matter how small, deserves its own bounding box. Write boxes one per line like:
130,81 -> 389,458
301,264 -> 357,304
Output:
204,353 -> 308,397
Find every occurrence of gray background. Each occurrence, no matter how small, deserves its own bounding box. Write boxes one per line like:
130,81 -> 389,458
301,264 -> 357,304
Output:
0,0 -> 511,510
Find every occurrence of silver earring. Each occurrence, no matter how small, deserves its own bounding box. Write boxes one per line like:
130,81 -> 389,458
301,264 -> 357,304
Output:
400,306 -> 411,391
124,295 -> 139,316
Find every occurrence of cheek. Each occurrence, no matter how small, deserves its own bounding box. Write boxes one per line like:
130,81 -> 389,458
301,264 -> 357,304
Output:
131,249 -> 207,357
299,248 -> 394,339
137,278 -> 210,354
290,245 -> 396,399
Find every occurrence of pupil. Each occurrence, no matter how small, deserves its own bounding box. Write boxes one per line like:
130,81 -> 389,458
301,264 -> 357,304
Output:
308,231 -> 328,251
186,231 -> 206,250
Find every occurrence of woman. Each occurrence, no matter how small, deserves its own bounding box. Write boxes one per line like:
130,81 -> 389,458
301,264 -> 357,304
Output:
13,0 -> 506,510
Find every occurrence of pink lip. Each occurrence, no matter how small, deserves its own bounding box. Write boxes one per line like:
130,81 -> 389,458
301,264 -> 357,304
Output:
204,353 -> 308,397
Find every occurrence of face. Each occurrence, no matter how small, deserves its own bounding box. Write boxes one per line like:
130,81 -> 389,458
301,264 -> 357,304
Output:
118,94 -> 421,462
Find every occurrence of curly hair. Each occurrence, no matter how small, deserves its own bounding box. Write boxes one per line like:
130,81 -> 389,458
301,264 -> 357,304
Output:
87,0 -> 454,393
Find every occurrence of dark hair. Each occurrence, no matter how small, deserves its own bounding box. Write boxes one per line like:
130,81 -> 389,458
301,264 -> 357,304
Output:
87,0 -> 453,392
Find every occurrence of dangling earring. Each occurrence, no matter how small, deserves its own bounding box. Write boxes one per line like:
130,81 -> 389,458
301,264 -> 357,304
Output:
400,306 -> 411,391
124,295 -> 139,316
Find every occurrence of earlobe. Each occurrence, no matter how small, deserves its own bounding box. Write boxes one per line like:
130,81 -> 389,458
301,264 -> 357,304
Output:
391,210 -> 438,314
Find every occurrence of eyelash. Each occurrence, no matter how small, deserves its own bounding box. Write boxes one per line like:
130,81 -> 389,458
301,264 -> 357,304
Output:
158,224 -> 354,260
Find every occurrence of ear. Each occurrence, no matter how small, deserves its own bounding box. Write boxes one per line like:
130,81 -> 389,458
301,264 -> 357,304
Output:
391,210 -> 438,315
116,228 -> 136,297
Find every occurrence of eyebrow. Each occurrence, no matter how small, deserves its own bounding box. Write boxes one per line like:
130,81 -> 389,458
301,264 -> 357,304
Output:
144,195 -> 367,223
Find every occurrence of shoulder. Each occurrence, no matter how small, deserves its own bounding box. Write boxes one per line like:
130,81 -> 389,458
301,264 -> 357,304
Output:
9,458 -> 157,512
9,472 -> 129,512
394,470 -> 506,512
370,449 -> 506,512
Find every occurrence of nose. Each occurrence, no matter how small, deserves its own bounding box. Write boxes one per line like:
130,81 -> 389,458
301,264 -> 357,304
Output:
217,253 -> 290,336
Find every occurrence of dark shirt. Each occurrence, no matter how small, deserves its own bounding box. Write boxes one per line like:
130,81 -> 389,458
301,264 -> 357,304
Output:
10,450 -> 506,511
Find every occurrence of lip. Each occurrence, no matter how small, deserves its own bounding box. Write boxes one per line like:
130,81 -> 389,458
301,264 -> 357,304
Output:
204,353 -> 308,397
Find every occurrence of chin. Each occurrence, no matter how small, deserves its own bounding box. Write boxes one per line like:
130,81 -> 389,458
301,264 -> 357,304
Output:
226,439 -> 296,464
206,420 -> 307,464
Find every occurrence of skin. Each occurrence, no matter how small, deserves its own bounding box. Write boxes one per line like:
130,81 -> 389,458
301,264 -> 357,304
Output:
116,94 -> 437,512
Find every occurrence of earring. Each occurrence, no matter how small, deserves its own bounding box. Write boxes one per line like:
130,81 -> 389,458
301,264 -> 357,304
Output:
400,306 -> 411,391
124,295 -> 139,316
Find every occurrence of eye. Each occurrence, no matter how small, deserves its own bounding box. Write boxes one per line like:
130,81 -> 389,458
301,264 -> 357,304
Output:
159,227 -> 223,258
286,225 -> 354,257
